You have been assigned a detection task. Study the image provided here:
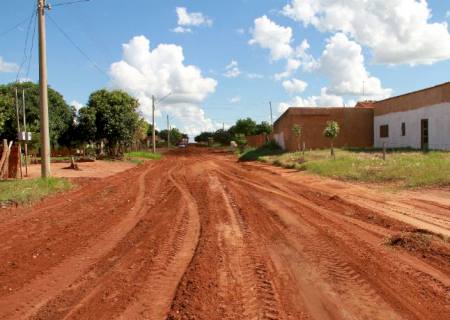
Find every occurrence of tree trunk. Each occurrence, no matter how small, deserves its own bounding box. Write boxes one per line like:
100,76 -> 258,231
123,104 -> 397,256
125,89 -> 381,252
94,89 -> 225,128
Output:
331,140 -> 335,160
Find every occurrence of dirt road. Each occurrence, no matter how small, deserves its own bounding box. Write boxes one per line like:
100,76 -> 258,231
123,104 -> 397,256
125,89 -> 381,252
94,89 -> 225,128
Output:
1,147 -> 449,319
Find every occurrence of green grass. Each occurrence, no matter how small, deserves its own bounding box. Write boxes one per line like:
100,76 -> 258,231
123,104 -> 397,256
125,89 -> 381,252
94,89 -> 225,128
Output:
0,178 -> 72,205
260,149 -> 450,188
239,141 -> 284,161
125,151 -> 162,160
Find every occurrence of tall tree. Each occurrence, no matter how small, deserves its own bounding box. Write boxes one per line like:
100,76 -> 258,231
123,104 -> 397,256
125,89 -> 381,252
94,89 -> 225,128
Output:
84,89 -> 140,156
254,121 -> 272,135
195,131 -> 214,143
234,118 -> 257,136
160,128 -> 184,146
0,82 -> 73,147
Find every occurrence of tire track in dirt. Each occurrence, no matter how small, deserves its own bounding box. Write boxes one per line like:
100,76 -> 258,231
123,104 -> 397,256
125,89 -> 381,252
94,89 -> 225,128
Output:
2,147 -> 450,320
168,167 -> 285,320
213,162 -> 450,319
116,162 -> 201,320
0,162 -> 155,319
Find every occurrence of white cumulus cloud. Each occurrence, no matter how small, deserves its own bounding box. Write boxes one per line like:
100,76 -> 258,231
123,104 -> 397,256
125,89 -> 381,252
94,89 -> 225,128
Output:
176,7 -> 212,27
320,33 -> 392,99
282,0 -> 450,65
249,15 -> 293,61
278,88 -> 344,113
109,35 -> 219,136
282,78 -> 308,94
0,57 -> 19,73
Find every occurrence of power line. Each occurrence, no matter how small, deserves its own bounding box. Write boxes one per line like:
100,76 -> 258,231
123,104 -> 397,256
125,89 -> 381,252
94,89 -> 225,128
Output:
15,8 -> 37,82
47,13 -> 108,77
25,12 -> 38,79
51,0 -> 92,8
0,13 -> 35,38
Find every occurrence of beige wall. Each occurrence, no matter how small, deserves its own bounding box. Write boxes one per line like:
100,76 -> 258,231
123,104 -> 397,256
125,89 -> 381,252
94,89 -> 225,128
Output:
375,82 -> 450,116
274,108 -> 374,151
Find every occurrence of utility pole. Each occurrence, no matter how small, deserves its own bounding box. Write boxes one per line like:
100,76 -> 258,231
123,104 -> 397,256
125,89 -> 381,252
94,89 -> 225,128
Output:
15,88 -> 23,179
38,0 -> 51,177
362,80 -> 366,101
222,122 -> 225,131
152,95 -> 156,153
269,101 -> 273,128
22,90 -> 29,177
167,115 -> 170,148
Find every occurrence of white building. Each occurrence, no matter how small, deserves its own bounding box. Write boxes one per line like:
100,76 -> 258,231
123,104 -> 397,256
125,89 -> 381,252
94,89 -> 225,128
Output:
373,82 -> 450,150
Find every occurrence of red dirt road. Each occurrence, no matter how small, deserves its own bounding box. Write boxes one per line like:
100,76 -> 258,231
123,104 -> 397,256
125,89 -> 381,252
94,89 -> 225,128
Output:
0,147 -> 449,319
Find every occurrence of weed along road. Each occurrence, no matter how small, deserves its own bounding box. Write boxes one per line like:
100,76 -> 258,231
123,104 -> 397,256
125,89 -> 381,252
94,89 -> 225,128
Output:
0,147 -> 449,320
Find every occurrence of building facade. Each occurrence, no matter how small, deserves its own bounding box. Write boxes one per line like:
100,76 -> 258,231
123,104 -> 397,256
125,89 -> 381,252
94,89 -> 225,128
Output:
273,82 -> 450,151
373,82 -> 450,150
273,107 -> 374,151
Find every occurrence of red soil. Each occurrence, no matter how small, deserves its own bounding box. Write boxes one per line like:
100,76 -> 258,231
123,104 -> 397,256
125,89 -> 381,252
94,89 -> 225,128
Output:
0,147 -> 449,319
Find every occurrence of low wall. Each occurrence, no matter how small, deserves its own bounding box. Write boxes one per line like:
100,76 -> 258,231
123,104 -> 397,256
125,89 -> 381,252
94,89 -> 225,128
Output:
246,133 -> 273,148
274,108 -> 374,151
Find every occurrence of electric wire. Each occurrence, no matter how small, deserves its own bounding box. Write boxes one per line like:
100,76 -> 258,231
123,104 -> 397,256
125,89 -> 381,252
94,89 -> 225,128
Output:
51,0 -> 91,8
0,13 -> 35,38
15,8 -> 37,83
47,13 -> 108,77
25,12 -> 38,80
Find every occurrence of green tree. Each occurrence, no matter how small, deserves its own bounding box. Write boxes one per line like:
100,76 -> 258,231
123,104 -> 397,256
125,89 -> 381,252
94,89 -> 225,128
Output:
213,129 -> 232,145
0,82 -> 73,148
84,89 -> 140,156
234,133 -> 247,153
292,124 -> 302,151
323,121 -> 340,159
234,118 -> 257,136
160,128 -> 184,146
195,131 -> 214,143
254,121 -> 272,135
77,106 -> 97,144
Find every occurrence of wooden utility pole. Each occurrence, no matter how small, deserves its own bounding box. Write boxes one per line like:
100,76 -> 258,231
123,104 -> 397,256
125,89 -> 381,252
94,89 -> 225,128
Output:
167,115 -> 170,148
22,90 -> 29,177
152,95 -> 156,153
38,0 -> 51,177
15,88 -> 23,179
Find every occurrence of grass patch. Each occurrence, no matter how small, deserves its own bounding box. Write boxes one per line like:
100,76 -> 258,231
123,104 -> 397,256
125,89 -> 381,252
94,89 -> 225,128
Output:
260,149 -> 450,188
125,151 -> 162,160
0,178 -> 72,205
239,141 -> 284,161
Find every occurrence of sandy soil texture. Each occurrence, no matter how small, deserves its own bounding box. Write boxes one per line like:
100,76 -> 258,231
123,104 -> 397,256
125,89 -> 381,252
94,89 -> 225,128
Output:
25,161 -> 136,179
0,147 -> 449,319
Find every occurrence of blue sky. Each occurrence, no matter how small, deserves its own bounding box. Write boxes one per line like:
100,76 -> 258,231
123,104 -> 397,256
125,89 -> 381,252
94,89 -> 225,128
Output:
1,0 -> 450,136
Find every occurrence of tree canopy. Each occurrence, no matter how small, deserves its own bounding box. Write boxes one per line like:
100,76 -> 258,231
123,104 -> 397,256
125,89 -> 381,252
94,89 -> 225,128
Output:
80,89 -> 140,154
0,82 -> 73,147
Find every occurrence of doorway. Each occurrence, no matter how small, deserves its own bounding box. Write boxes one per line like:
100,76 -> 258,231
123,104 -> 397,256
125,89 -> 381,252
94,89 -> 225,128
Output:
421,119 -> 429,150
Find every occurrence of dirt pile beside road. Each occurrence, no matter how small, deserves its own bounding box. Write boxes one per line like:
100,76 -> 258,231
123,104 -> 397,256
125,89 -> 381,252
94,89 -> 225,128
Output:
1,147 -> 449,319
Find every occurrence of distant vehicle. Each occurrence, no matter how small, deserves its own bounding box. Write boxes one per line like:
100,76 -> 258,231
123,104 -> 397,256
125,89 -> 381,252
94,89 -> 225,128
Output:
178,137 -> 189,148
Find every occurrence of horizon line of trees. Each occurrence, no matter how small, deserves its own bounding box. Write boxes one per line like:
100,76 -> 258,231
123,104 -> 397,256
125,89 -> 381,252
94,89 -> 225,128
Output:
194,118 -> 272,145
0,82 -> 187,157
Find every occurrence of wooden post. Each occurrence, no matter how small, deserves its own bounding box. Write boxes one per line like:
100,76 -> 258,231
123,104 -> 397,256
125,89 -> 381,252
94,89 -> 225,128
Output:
15,88 -> 23,179
382,142 -> 386,161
